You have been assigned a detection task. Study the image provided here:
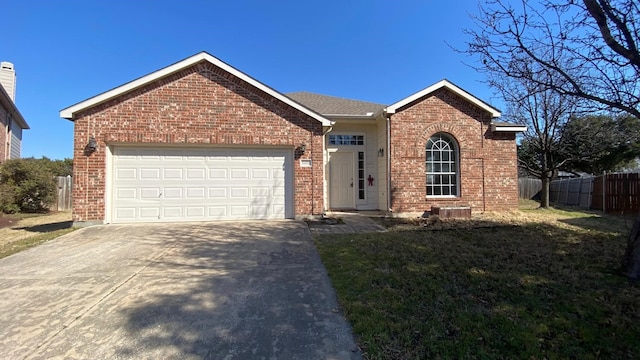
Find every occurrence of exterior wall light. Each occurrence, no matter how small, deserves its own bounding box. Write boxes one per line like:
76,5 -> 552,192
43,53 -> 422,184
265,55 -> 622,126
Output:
86,136 -> 98,154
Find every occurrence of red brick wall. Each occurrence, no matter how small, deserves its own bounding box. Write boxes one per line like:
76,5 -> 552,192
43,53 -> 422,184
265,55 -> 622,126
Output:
389,88 -> 518,213
71,61 -> 324,223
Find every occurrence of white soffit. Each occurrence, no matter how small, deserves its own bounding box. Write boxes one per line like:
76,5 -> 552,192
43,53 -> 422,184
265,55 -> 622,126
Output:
385,79 -> 501,118
59,52 -> 333,126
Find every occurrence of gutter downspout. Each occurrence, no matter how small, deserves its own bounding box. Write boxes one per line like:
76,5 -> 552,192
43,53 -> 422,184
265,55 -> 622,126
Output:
322,125 -> 334,214
386,115 -> 392,215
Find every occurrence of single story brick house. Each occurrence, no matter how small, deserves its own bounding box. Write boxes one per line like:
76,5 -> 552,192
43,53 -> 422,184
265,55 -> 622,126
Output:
60,52 -> 525,225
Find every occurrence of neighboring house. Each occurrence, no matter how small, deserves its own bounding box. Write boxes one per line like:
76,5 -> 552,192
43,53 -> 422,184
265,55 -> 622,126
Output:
60,52 -> 525,225
0,61 -> 29,161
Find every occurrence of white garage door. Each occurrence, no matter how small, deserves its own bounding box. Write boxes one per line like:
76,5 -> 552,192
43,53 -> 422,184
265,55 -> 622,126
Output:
110,147 -> 293,223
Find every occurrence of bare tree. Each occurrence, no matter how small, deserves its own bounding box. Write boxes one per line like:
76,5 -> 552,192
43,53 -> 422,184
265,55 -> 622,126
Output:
465,0 -> 640,117
463,0 -> 640,279
501,74 -> 577,208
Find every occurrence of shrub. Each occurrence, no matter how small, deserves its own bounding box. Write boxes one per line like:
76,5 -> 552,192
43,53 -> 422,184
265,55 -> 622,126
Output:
0,159 -> 56,213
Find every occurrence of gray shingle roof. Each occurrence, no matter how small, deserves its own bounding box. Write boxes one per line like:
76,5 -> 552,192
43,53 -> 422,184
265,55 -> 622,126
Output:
286,92 -> 384,116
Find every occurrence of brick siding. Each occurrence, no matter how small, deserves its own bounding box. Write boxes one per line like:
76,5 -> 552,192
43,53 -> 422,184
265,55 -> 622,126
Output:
72,62 -> 323,223
389,88 -> 518,213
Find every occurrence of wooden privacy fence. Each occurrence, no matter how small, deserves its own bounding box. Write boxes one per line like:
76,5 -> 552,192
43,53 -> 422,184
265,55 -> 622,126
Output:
591,173 -> 640,214
518,178 -> 542,199
56,176 -> 72,211
550,177 -> 593,209
520,173 -> 640,214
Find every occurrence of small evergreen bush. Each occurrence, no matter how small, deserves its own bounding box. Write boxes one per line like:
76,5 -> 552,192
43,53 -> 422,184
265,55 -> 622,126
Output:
0,159 -> 57,213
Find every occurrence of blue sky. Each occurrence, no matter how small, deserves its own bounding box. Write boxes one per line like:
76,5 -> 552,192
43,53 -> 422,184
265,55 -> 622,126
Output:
2,0 -> 501,160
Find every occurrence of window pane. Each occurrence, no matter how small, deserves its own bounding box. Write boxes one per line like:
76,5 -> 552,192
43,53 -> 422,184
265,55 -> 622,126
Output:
426,133 -> 459,197
427,174 -> 434,184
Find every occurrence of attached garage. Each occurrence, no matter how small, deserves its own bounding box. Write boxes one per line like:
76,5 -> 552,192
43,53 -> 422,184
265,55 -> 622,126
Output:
109,147 -> 294,223
60,52 -> 329,226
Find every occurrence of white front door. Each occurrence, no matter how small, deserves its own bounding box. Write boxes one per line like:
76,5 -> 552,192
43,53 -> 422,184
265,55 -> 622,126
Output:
329,152 -> 354,209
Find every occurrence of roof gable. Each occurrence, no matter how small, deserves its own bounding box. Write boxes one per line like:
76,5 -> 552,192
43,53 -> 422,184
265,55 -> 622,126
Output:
385,79 -> 501,118
60,52 -> 333,126
287,92 -> 384,117
0,83 -> 29,129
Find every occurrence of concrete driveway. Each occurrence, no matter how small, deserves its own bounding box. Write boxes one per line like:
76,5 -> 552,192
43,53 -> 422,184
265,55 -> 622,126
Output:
0,221 -> 360,360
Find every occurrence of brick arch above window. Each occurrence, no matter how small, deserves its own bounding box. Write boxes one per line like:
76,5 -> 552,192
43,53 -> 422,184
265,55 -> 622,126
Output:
413,123 -> 467,158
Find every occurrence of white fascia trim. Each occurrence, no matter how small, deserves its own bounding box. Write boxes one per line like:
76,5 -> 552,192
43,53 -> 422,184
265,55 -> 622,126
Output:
491,124 -> 528,132
324,114 -> 376,118
60,52 -> 333,127
385,79 -> 501,118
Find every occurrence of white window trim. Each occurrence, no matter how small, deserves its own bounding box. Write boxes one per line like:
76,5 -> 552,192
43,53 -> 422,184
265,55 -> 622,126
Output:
327,133 -> 366,147
426,133 -> 460,198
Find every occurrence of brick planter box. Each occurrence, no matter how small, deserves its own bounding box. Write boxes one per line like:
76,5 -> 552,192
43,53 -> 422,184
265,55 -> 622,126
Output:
431,206 -> 471,219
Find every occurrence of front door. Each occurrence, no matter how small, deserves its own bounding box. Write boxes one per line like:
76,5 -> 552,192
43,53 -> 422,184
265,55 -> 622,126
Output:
329,152 -> 354,209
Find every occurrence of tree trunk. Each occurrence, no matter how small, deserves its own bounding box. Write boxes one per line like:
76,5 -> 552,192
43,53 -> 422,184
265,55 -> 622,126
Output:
540,176 -> 550,208
622,213 -> 640,280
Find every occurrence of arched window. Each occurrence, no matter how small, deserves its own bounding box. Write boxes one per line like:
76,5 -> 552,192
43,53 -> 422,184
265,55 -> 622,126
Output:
426,133 -> 459,197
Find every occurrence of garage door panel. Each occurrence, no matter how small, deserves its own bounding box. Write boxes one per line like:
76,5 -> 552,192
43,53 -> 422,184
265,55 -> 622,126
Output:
186,187 -> 206,198
252,187 -> 270,197
186,207 -> 205,217
116,188 -> 137,199
210,169 -> 227,179
112,147 -> 291,223
163,207 -> 183,218
251,169 -> 270,179
139,208 -> 160,219
187,168 -> 206,179
230,188 -> 249,198
208,206 -> 227,218
163,188 -> 183,198
230,168 -> 249,179
115,208 -> 136,220
140,188 -> 161,199
209,188 -> 227,197
230,206 -> 249,216
140,169 -> 160,179
117,168 -> 137,180
164,169 -> 183,179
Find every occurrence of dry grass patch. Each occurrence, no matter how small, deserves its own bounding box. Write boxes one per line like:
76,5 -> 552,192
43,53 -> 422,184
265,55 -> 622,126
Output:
0,212 -> 75,259
314,201 -> 639,359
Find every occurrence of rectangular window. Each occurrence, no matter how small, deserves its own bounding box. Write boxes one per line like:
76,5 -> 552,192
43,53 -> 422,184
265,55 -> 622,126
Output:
328,134 -> 364,146
358,152 -> 365,200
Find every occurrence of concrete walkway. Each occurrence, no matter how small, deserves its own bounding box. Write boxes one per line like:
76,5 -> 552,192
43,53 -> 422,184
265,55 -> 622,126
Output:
307,212 -> 387,235
0,221 -> 361,360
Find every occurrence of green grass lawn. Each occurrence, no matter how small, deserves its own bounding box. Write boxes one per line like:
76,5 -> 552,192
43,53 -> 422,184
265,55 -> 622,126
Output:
314,205 -> 640,359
